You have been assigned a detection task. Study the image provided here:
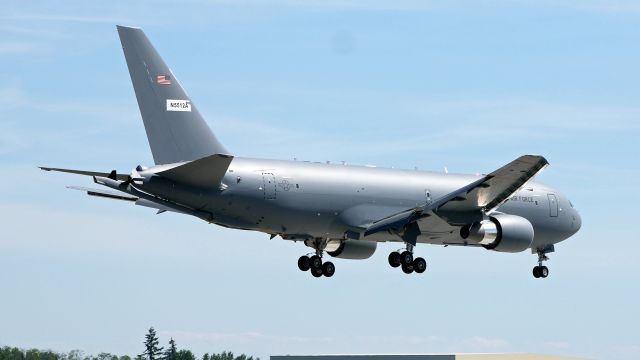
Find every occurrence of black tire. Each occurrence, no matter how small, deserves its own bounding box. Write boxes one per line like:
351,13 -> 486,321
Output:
400,251 -> 413,265
322,262 -> 335,277
532,266 -> 541,278
297,256 -> 310,271
413,257 -> 427,273
401,263 -> 414,274
309,255 -> 322,269
540,266 -> 549,278
311,267 -> 323,277
388,252 -> 401,268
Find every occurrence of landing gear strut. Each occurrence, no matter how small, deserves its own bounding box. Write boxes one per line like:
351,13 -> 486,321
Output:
532,249 -> 550,279
388,244 -> 427,275
298,247 -> 335,278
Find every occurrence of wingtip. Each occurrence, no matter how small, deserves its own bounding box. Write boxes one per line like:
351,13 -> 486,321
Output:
522,154 -> 550,166
39,166 -> 51,171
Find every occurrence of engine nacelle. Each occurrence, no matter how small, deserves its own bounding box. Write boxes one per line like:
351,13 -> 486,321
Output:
326,240 -> 377,260
460,214 -> 534,253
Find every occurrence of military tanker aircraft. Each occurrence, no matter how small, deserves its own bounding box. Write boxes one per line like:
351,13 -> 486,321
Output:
41,26 -> 581,279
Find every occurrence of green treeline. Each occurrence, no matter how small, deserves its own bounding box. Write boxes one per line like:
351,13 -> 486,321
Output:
0,328 -> 258,360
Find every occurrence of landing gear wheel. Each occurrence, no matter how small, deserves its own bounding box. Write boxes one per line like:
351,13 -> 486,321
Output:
309,255 -> 322,270
297,256 -> 310,271
532,266 -> 541,278
540,266 -> 549,278
322,262 -> 335,277
413,257 -> 427,273
311,267 -> 323,278
533,248 -> 551,279
388,252 -> 401,268
400,251 -> 413,265
401,263 -> 414,274
533,265 -> 549,279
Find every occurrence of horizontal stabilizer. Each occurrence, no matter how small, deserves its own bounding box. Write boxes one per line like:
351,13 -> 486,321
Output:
67,185 -> 138,201
40,167 -> 129,181
154,153 -> 233,190
135,198 -> 187,214
68,185 -> 189,215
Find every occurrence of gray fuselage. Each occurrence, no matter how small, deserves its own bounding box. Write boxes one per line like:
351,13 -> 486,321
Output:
143,157 -> 581,250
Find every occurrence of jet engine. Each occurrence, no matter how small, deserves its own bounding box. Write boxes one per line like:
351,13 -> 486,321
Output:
460,213 -> 534,253
326,240 -> 377,260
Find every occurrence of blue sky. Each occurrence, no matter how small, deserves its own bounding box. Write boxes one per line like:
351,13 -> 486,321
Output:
1,1 -> 639,360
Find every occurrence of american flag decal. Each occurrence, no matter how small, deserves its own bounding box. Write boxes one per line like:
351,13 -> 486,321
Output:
156,74 -> 171,85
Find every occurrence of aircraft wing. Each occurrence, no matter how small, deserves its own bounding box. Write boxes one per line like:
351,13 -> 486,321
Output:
364,155 -> 548,240
437,154 -> 549,214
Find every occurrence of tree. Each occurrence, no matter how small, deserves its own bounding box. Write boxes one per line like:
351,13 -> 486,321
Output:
25,349 -> 41,360
163,338 -> 177,360
67,350 -> 84,360
140,327 -> 164,360
0,347 -> 26,360
39,351 -> 59,360
173,351 -> 194,360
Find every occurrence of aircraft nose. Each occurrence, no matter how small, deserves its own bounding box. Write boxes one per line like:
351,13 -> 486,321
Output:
572,209 -> 582,233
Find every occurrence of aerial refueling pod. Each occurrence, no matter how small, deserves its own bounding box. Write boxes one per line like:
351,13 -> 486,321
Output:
460,214 -> 534,253
326,240 -> 377,260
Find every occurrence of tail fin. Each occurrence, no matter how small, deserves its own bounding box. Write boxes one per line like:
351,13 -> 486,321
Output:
117,25 -> 228,165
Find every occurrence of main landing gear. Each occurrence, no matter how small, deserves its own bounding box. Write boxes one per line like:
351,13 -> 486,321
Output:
532,249 -> 550,279
388,244 -> 427,275
298,253 -> 335,278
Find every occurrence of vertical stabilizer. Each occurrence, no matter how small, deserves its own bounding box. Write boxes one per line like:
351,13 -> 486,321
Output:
117,25 -> 228,165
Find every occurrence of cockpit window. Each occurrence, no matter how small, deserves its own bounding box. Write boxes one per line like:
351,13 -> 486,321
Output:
569,200 -> 574,208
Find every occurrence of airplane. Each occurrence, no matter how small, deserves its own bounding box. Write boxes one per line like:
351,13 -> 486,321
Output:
41,25 -> 581,279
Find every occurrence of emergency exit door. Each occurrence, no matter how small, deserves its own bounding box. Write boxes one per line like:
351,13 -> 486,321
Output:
262,173 -> 276,200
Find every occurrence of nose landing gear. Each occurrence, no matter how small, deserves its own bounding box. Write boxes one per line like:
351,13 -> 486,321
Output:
532,248 -> 550,279
388,244 -> 427,275
532,265 -> 549,278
